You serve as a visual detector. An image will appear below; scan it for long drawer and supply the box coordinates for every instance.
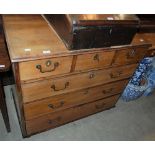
[22,64,137,103]
[19,56,73,81]
[112,46,147,66]
[24,79,128,120]
[26,94,120,135]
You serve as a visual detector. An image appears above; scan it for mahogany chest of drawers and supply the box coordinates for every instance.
[3,15,151,137]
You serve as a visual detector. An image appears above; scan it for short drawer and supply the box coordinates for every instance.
[24,79,128,120]
[26,94,120,135]
[112,46,148,66]
[75,50,115,71]
[22,64,137,103]
[19,56,73,81]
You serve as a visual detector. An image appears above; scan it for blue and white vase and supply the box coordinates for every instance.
[121,77,148,102]
[121,57,154,102]
[129,57,153,86]
[143,68,155,96]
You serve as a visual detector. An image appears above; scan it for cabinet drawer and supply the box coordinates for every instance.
[26,94,120,135]
[22,64,137,103]
[19,56,73,81]
[75,50,115,71]
[24,79,128,120]
[112,46,147,66]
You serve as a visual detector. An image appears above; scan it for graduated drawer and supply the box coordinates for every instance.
[19,56,73,81]
[75,50,115,71]
[26,94,120,135]
[24,79,128,120]
[22,64,137,103]
[112,46,148,66]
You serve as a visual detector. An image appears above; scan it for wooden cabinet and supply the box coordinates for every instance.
[3,15,151,137]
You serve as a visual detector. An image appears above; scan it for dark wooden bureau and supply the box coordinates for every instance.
[3,15,151,137]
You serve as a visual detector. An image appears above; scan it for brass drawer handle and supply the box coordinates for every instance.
[126,49,135,59]
[102,88,113,94]
[93,54,99,62]
[36,60,59,73]
[48,101,64,109]
[51,82,69,91]
[48,116,62,125]
[95,102,106,109]
[110,71,123,78]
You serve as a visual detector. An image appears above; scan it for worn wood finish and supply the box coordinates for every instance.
[137,15,155,33]
[22,64,137,103]
[26,94,120,135]
[132,33,155,57]
[66,14,139,26]
[24,79,128,120]
[44,14,139,50]
[3,15,152,137]
[75,50,115,71]
[112,46,148,66]
[2,15,68,62]
[3,15,151,63]
[19,56,73,81]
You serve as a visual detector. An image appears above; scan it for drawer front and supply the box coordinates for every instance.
[26,94,120,135]
[24,79,128,120]
[75,50,115,71]
[19,56,73,81]
[22,64,137,103]
[112,46,147,66]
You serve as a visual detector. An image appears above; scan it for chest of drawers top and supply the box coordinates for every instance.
[3,15,151,63]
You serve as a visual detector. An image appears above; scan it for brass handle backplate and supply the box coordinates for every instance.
[93,54,100,62]
[48,116,61,125]
[48,101,64,109]
[126,49,135,59]
[102,88,113,94]
[51,82,69,91]
[95,103,106,109]
[36,60,59,73]
[89,72,95,79]
[110,71,123,78]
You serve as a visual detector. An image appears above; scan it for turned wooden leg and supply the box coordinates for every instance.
[0,78,11,132]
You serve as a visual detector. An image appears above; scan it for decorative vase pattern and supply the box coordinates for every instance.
[129,57,153,86]
[143,67,155,96]
[121,57,154,102]
[121,78,148,102]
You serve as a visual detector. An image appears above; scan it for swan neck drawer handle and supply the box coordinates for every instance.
[48,116,62,125]
[36,60,59,73]
[102,88,113,94]
[51,82,69,91]
[48,101,64,109]
[110,71,123,78]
